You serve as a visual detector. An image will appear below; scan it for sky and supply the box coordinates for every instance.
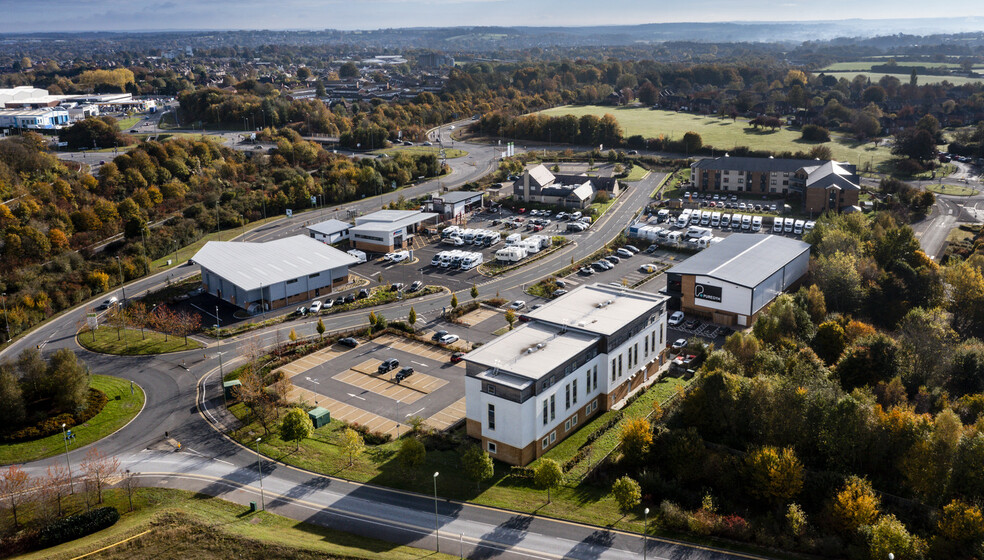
[3,0,984,32]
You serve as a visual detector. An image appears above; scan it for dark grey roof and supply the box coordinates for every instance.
[692,156,824,173]
[667,234,811,288]
[435,191,484,204]
[807,173,860,191]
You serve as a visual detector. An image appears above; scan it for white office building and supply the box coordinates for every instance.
[464,284,668,466]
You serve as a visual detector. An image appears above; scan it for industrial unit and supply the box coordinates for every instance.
[349,209,437,253]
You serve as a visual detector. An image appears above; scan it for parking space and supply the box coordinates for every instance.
[284,334,468,437]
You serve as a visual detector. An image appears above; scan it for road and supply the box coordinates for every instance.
[14,128,764,559]
[909,161,984,259]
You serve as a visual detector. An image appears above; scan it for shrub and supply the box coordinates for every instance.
[347,422,392,445]
[801,124,831,142]
[2,390,108,443]
[40,506,120,546]
[659,500,691,532]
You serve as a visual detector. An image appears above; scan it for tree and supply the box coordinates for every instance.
[340,427,364,466]
[408,307,417,328]
[17,347,49,402]
[126,301,150,340]
[801,124,831,142]
[682,131,703,153]
[339,61,360,79]
[939,499,984,544]
[280,408,313,450]
[0,465,30,527]
[534,458,563,503]
[611,475,642,513]
[829,476,880,535]
[786,503,809,537]
[79,447,119,505]
[316,318,325,340]
[620,417,653,465]
[836,333,901,390]
[505,309,516,330]
[813,321,847,365]
[450,294,458,309]
[812,251,863,313]
[0,365,25,426]
[893,127,937,161]
[47,348,89,412]
[470,284,479,300]
[744,446,804,507]
[462,445,494,490]
[866,514,926,560]
[289,328,298,342]
[398,437,426,473]
[174,310,201,345]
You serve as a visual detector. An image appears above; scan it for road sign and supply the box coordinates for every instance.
[311,196,317,206]
[86,313,98,329]
[286,209,293,218]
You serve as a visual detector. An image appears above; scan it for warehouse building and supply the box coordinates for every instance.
[306,219,352,244]
[663,234,811,327]
[191,235,359,312]
[349,209,437,253]
[464,283,668,466]
[427,190,485,219]
[0,107,70,129]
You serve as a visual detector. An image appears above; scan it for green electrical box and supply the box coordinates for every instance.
[308,406,331,429]
[223,379,242,400]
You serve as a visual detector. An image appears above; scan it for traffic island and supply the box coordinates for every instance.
[77,327,204,355]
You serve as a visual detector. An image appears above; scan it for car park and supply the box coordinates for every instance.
[378,358,400,374]
[439,334,460,344]
[395,367,415,382]
[309,300,323,313]
[432,330,449,341]
[338,337,359,348]
[509,300,527,310]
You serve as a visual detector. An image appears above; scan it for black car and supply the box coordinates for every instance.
[335,297,346,306]
[344,294,356,303]
[390,283,404,291]
[378,358,400,374]
[684,319,700,330]
[408,280,423,292]
[338,337,359,348]
[605,255,620,264]
[432,330,448,342]
[358,288,370,298]
[395,367,415,382]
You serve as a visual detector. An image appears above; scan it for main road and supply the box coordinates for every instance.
[10,128,765,560]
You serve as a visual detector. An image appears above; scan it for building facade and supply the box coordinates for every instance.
[518,164,620,209]
[0,107,70,129]
[349,209,437,253]
[464,284,668,466]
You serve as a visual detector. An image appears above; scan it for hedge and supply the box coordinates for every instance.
[40,506,120,547]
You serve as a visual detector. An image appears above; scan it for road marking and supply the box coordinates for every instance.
[411,360,429,367]
[305,376,320,385]
[347,393,366,401]
[407,407,425,417]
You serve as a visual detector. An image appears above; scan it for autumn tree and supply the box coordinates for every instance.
[619,417,653,465]
[340,427,364,466]
[0,365,25,426]
[174,310,202,345]
[0,465,31,527]
[126,300,150,340]
[462,445,494,490]
[938,499,984,547]
[398,437,426,474]
[505,309,516,330]
[280,407,313,450]
[866,514,926,560]
[534,458,563,503]
[47,348,89,412]
[450,293,458,309]
[470,284,479,300]
[744,446,804,507]
[407,307,416,328]
[316,318,325,339]
[829,476,880,535]
[611,475,642,513]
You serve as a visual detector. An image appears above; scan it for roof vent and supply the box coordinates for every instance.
[536,343,545,349]
[578,322,586,327]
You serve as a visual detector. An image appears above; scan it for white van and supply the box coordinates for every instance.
[794,220,805,235]
[700,211,711,226]
[460,253,484,270]
[741,215,752,230]
[441,226,460,239]
[773,218,783,233]
[657,209,670,222]
[505,233,522,246]
[677,210,692,228]
[346,249,367,263]
[484,232,501,246]
[751,216,763,232]
[667,231,683,243]
[710,212,721,227]
[431,252,445,267]
[690,212,701,225]
[720,214,731,228]
[697,236,716,248]
[784,218,794,233]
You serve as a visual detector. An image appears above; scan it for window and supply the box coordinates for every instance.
[586,371,591,395]
[572,380,578,405]
[564,419,571,431]
[593,366,598,392]
[611,359,616,381]
[308,272,320,278]
[286,278,299,285]
[487,404,495,430]
[487,441,497,454]
[618,355,623,378]
[659,326,663,345]
[542,400,548,425]
[542,437,550,449]
[565,385,570,409]
[571,414,578,427]
[550,431,556,443]
[644,337,649,357]
[487,384,496,396]
[550,395,555,421]
[635,344,639,367]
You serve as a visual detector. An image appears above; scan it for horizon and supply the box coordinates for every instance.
[3,0,984,34]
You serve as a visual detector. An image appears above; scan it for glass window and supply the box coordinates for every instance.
[542,400,548,425]
[550,395,555,421]
[488,442,497,454]
[488,404,495,430]
[593,366,598,392]
[565,385,570,409]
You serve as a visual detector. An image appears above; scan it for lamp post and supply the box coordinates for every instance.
[215,306,224,378]
[115,256,127,307]
[433,472,440,553]
[61,423,74,493]
[1,292,8,343]
[255,437,265,510]
[643,507,650,560]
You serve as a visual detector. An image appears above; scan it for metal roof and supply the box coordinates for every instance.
[527,164,556,188]
[435,191,484,204]
[306,219,352,236]
[191,235,359,291]
[524,283,668,337]
[354,209,427,224]
[350,211,437,234]
[667,234,811,288]
[692,156,826,173]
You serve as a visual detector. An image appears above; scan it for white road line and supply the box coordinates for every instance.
[407,407,425,417]
[347,393,366,401]
[411,361,429,367]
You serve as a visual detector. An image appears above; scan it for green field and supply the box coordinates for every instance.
[0,375,144,465]
[16,488,455,560]
[821,71,983,86]
[820,61,984,72]
[927,183,979,196]
[116,116,142,131]
[371,146,467,159]
[78,327,204,355]
[539,105,893,169]
[622,165,649,182]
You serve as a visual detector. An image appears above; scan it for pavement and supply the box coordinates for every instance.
[12,126,769,560]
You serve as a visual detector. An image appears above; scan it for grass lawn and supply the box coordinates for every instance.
[820,71,983,86]
[926,183,978,196]
[78,327,204,355]
[947,225,978,244]
[622,165,649,182]
[116,116,142,131]
[539,105,894,169]
[16,488,456,560]
[0,374,144,465]
[588,197,616,218]
[658,169,690,198]
[371,146,468,158]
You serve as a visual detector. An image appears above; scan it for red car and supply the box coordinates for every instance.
[450,352,465,363]
[518,208,526,213]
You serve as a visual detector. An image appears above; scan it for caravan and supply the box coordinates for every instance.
[710,212,721,227]
[495,246,528,263]
[751,216,763,232]
[677,210,692,228]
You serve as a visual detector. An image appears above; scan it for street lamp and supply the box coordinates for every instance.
[433,472,440,553]
[1,292,9,343]
[255,437,265,510]
[61,423,74,493]
[215,306,224,378]
[643,507,650,560]
[115,256,127,307]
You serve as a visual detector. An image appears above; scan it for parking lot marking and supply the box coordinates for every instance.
[407,407,426,417]
[346,393,366,400]
[411,360,429,367]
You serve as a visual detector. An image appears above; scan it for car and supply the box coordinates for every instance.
[668,311,685,326]
[296,306,308,316]
[344,294,356,303]
[625,245,640,253]
[335,296,346,306]
[378,358,400,374]
[616,248,633,258]
[578,267,594,275]
[97,296,119,310]
[450,352,465,363]
[408,280,423,292]
[432,330,449,342]
[684,319,700,330]
[324,298,334,309]
[769,204,778,212]
[530,209,539,216]
[509,300,527,310]
[382,252,396,261]
[390,251,410,263]
[358,288,370,299]
[609,282,623,288]
[554,279,567,288]
[403,141,413,146]
[338,337,359,348]
[640,263,658,273]
[309,300,323,313]
[553,289,568,297]
[605,255,621,264]
[439,334,460,344]
[645,244,658,254]
[390,283,405,291]
[423,141,433,146]
[395,367,415,382]
[531,304,544,310]
[671,338,688,350]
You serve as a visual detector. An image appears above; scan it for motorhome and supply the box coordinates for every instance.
[657,209,670,222]
[441,226,460,239]
[741,215,752,230]
[794,220,805,235]
[666,231,683,243]
[505,233,522,246]
[720,214,731,228]
[700,211,712,226]
[784,218,794,233]
[690,212,701,225]
[495,246,528,263]
[431,253,444,267]
[710,212,721,227]
[483,232,501,246]
[460,253,483,270]
[346,249,367,263]
[677,210,692,228]
[773,218,783,233]
[751,216,763,232]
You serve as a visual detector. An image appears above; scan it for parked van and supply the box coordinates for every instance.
[697,236,716,248]
[484,232,501,246]
[657,229,671,239]
[794,220,805,235]
[741,215,752,230]
[346,249,367,263]
[751,216,763,232]
[676,210,691,228]
[710,212,721,227]
[460,253,484,270]
[690,212,701,225]
[657,209,670,222]
[667,231,683,243]
[720,213,731,228]
[441,226,460,239]
[461,230,476,244]
[700,211,711,226]
[686,226,713,239]
[431,252,444,267]
[773,218,783,233]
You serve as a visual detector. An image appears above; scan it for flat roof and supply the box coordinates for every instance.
[466,322,599,382]
[355,209,427,224]
[350,211,437,234]
[523,283,668,337]
[435,191,484,204]
[0,107,67,116]
[307,219,352,236]
[191,235,358,291]
[692,156,825,173]
[667,234,811,288]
